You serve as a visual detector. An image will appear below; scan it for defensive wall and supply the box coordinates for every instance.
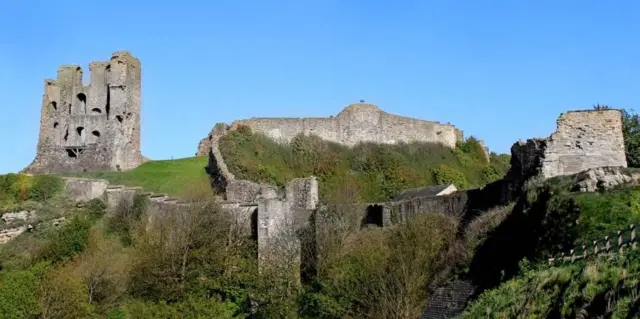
[197,102,468,156]
[24,51,144,174]
[62,175,318,273]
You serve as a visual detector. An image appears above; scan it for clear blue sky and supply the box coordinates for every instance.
[1,1,639,174]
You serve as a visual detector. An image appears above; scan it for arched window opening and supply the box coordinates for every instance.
[77,93,87,113]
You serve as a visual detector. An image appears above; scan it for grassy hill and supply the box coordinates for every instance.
[63,156,210,197]
[459,171,640,317]
[218,125,510,203]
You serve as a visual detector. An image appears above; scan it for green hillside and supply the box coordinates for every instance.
[63,156,210,197]
[218,125,510,203]
[459,172,640,318]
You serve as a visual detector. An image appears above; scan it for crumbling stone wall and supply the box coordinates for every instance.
[24,51,144,174]
[510,109,627,180]
[197,102,465,156]
[256,177,318,281]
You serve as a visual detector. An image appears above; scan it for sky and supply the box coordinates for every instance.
[1,1,639,173]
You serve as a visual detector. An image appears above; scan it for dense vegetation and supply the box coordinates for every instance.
[460,171,640,317]
[463,251,640,318]
[219,125,510,202]
[1,173,512,319]
[64,156,210,197]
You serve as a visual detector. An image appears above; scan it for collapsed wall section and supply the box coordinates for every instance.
[509,110,627,180]
[24,51,144,174]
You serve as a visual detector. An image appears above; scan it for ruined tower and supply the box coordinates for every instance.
[24,51,144,174]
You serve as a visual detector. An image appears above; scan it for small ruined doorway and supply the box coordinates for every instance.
[363,204,384,227]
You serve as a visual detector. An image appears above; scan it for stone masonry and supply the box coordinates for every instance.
[198,102,468,156]
[509,109,627,180]
[24,51,144,174]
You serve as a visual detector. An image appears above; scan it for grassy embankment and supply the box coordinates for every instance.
[218,125,511,203]
[461,170,640,317]
[63,156,210,197]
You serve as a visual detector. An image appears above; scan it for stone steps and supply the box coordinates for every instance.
[420,280,476,319]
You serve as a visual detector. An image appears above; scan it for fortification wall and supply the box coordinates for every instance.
[197,103,464,157]
[25,51,144,174]
[510,110,627,180]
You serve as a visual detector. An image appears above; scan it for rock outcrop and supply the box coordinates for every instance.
[572,167,640,193]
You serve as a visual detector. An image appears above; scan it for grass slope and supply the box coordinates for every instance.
[462,173,640,317]
[63,156,209,197]
[218,125,510,203]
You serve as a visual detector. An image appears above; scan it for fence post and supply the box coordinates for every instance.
[605,236,611,255]
[632,224,637,250]
[582,245,587,259]
[618,230,624,255]
[594,240,599,256]
[570,249,576,263]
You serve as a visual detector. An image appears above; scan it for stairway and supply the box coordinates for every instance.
[420,280,476,319]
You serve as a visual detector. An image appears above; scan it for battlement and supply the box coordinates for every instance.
[24,51,144,174]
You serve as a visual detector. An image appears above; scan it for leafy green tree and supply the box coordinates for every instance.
[622,109,640,167]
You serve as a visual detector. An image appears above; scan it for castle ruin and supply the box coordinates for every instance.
[24,51,144,174]
[509,109,627,181]
[197,102,474,157]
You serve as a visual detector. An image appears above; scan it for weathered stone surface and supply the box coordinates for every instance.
[509,110,627,180]
[198,102,469,156]
[1,211,34,224]
[64,178,109,202]
[572,167,640,193]
[0,226,27,244]
[24,51,144,174]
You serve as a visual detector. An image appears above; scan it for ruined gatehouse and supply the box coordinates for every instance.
[24,51,144,174]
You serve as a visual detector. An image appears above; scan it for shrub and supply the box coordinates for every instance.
[38,265,94,319]
[0,262,49,319]
[86,198,107,221]
[38,215,93,264]
[28,175,63,202]
[107,195,149,246]
[433,164,469,189]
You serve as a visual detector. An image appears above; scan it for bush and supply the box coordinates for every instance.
[106,195,148,246]
[38,215,93,264]
[0,262,49,319]
[307,214,458,318]
[433,164,469,189]
[28,175,63,202]
[86,198,107,221]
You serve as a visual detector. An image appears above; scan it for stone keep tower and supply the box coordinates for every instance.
[24,51,144,174]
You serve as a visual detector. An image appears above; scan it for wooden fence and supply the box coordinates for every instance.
[548,224,638,266]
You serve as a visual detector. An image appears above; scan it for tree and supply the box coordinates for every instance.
[622,109,640,167]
